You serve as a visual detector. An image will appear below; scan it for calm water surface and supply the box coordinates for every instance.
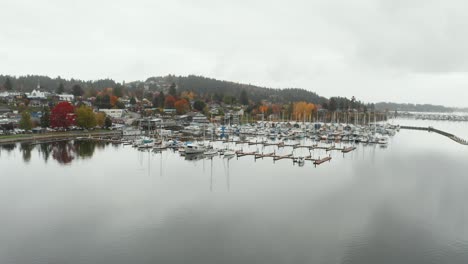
[1,119,468,264]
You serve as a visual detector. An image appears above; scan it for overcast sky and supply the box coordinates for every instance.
[1,0,468,107]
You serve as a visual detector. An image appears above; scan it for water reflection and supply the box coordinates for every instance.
[1,120,468,264]
[10,140,111,164]
[73,141,96,159]
[19,143,34,163]
[0,143,16,153]
[38,143,52,162]
[51,141,76,164]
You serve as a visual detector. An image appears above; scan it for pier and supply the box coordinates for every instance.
[400,126,468,145]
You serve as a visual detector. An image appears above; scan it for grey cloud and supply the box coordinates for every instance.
[1,0,468,106]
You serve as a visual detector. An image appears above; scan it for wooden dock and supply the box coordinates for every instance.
[236,151,257,158]
[342,146,356,153]
[254,152,276,160]
[273,153,293,161]
[313,156,332,166]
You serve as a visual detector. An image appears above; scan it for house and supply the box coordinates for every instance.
[58,94,74,102]
[192,113,208,124]
[0,106,11,114]
[163,109,176,115]
[26,89,47,99]
[100,109,125,119]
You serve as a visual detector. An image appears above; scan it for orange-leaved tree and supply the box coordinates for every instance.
[174,99,190,114]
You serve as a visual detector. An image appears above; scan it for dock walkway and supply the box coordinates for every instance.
[400,126,468,145]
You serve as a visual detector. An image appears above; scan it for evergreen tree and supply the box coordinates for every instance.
[130,96,136,105]
[104,116,112,128]
[240,89,249,105]
[71,84,84,97]
[328,98,337,112]
[56,82,65,94]
[168,82,177,96]
[193,100,206,111]
[158,91,165,108]
[4,77,13,91]
[113,84,124,97]
[40,107,50,128]
[152,94,159,108]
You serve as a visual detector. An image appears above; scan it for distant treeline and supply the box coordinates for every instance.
[374,102,459,113]
[2,74,462,112]
[0,75,117,93]
[140,75,329,105]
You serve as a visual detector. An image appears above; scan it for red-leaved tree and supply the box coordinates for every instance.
[174,98,190,114]
[51,102,76,128]
[164,95,176,108]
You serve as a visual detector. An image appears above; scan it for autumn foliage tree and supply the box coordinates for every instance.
[19,111,33,130]
[51,102,76,128]
[258,105,268,114]
[95,112,106,128]
[181,91,196,101]
[164,95,176,108]
[293,102,316,121]
[174,99,190,114]
[75,106,97,129]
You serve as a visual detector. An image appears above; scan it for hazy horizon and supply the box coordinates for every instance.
[2,0,468,107]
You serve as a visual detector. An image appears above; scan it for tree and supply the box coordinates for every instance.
[293,102,316,121]
[110,95,119,107]
[223,95,236,105]
[56,82,65,94]
[158,91,165,108]
[86,86,98,97]
[259,105,268,114]
[104,116,112,128]
[129,97,136,105]
[328,98,337,112]
[95,94,111,109]
[51,102,75,128]
[115,100,125,109]
[193,100,206,111]
[164,95,176,108]
[168,82,177,96]
[75,106,97,129]
[152,94,160,108]
[174,99,190,114]
[40,107,50,128]
[240,89,249,105]
[113,84,123,97]
[95,112,106,127]
[19,111,33,130]
[181,91,196,100]
[71,84,84,97]
[4,77,12,91]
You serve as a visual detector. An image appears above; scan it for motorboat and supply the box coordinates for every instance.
[378,136,389,146]
[185,143,205,154]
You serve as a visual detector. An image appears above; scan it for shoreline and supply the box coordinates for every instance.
[0,130,123,145]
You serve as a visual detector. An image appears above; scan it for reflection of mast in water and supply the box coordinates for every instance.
[210,157,213,192]
[138,148,144,167]
[226,157,230,191]
[160,151,163,177]
[147,149,150,177]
